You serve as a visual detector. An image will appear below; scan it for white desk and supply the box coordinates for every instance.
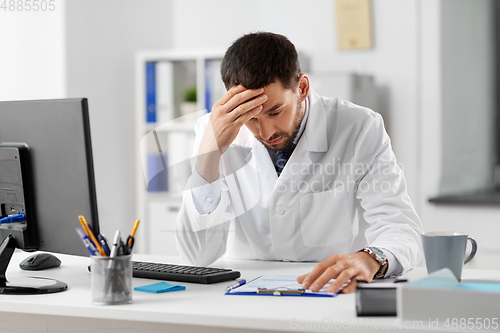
[1,250,499,333]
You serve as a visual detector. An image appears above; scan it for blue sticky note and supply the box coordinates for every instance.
[406,268,458,290]
[134,281,186,293]
[456,283,500,293]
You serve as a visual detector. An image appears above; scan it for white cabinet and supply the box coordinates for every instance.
[145,197,181,255]
[134,49,225,254]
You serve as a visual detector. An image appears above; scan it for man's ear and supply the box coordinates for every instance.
[297,74,310,101]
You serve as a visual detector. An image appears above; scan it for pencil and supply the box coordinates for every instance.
[79,215,106,256]
[131,220,140,237]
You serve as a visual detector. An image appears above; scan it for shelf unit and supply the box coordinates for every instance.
[134,49,225,254]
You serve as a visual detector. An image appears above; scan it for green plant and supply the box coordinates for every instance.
[184,86,197,102]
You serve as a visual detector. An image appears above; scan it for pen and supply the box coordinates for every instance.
[75,227,99,256]
[130,220,140,237]
[79,215,106,256]
[98,234,111,256]
[226,279,247,292]
[109,230,121,258]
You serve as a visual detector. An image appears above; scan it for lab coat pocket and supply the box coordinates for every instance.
[299,183,352,247]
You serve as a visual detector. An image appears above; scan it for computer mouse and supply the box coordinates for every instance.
[19,253,61,271]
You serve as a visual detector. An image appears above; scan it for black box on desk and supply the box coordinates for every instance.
[356,282,402,317]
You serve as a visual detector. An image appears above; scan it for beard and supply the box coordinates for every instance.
[258,96,304,152]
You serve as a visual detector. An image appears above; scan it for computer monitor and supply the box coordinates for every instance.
[0,98,100,294]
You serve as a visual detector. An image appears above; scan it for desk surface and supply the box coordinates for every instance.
[1,250,500,333]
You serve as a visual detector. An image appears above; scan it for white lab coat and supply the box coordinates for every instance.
[175,89,423,273]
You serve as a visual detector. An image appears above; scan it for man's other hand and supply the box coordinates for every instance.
[296,252,381,294]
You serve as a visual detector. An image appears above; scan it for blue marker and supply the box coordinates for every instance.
[0,214,25,224]
[226,279,247,292]
[76,227,99,256]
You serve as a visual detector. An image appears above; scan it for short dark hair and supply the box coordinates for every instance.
[221,32,301,90]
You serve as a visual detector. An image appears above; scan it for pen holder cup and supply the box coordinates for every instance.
[90,255,133,305]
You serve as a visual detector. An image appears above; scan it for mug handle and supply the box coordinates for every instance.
[464,237,477,264]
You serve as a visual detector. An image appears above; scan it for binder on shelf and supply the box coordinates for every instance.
[204,60,211,113]
[204,59,225,113]
[146,62,157,123]
[147,153,168,192]
[167,132,194,194]
[156,62,174,125]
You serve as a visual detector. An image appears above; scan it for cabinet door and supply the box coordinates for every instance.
[147,199,181,255]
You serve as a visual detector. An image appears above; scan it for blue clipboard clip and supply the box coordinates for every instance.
[257,287,305,296]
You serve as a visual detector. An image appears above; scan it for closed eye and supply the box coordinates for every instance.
[268,109,282,116]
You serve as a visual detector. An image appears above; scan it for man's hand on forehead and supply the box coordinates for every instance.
[225,86,266,111]
[217,85,267,126]
[196,85,267,183]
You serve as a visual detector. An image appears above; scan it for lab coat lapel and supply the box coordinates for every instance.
[272,90,329,193]
[304,90,329,153]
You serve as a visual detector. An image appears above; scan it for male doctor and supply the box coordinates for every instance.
[176,32,423,294]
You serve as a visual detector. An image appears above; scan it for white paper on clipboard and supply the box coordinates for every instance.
[229,274,337,296]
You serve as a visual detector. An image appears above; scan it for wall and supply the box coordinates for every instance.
[420,0,500,254]
[65,0,173,237]
[440,0,495,194]
[0,2,66,100]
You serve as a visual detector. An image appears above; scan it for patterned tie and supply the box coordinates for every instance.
[276,144,295,176]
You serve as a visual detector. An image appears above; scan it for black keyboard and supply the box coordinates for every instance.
[132,261,241,284]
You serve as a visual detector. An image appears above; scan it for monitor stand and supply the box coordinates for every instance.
[0,235,67,294]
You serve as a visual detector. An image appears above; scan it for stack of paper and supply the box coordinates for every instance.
[399,268,500,321]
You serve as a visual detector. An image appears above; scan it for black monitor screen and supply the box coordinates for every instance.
[0,98,99,256]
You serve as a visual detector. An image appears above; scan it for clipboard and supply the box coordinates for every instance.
[225,274,341,297]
